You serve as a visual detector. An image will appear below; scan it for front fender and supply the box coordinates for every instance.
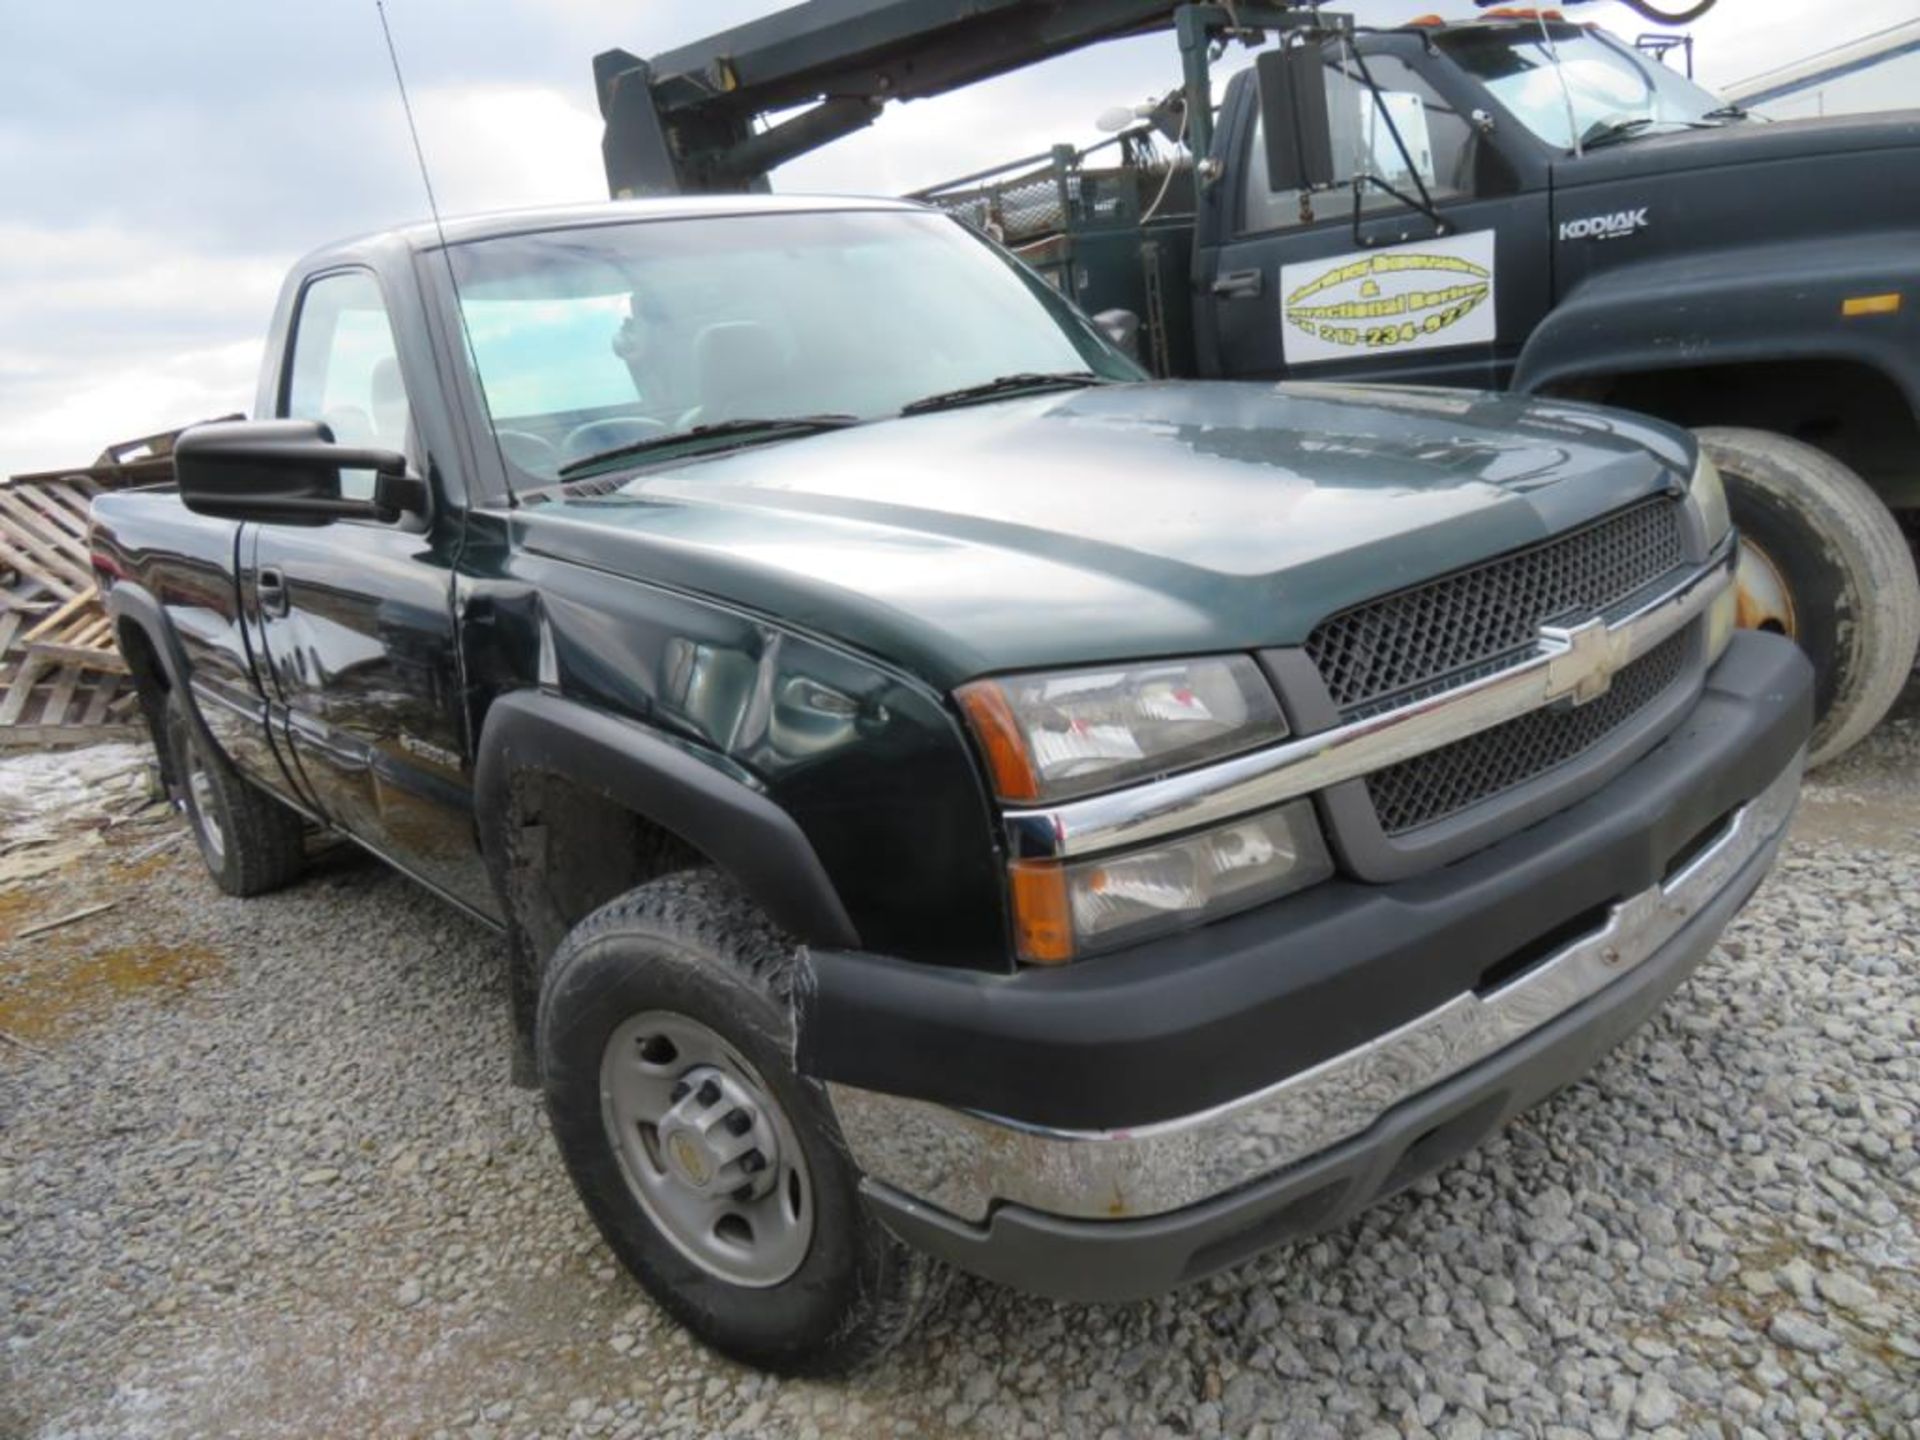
[472,690,859,950]
[1514,234,1920,411]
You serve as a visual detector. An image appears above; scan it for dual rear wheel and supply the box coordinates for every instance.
[1700,427,1920,766]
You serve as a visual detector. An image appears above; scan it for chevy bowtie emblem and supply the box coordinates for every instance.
[1540,618,1630,706]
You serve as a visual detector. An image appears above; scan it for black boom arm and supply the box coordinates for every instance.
[594,0,1192,196]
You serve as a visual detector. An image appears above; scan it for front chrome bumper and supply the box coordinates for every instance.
[830,752,1800,1224]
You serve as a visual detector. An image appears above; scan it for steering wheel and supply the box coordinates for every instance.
[560,417,668,467]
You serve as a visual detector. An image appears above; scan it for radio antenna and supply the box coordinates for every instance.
[373,0,521,505]
[376,0,450,249]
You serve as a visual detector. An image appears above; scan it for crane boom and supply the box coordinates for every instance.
[593,0,1204,196]
[595,0,1714,197]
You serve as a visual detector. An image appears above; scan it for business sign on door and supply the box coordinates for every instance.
[1279,230,1496,365]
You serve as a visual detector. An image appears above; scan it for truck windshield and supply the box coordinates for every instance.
[1435,24,1730,152]
[445,209,1140,486]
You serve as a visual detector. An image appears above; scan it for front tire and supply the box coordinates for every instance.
[1697,426,1920,765]
[536,869,945,1375]
[165,691,307,896]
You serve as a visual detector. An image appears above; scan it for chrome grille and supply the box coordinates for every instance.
[1306,498,1687,717]
[1364,630,1690,835]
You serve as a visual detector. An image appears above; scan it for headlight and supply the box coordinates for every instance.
[1690,451,1731,548]
[955,655,1288,803]
[1008,800,1333,963]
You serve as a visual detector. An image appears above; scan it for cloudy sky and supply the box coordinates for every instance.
[2,0,1909,478]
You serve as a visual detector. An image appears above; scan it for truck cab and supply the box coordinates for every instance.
[1196,18,1920,407]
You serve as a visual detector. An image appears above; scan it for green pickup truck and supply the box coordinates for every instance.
[94,196,1810,1372]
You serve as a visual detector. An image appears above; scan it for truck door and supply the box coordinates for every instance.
[247,267,491,914]
[1201,46,1550,390]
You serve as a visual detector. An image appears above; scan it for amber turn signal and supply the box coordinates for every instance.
[1008,860,1074,964]
[955,680,1041,801]
[1840,292,1900,318]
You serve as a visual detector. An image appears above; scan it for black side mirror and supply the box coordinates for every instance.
[174,419,425,527]
[1093,308,1141,359]
[1256,46,1336,193]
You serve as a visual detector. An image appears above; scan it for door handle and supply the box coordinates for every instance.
[257,566,290,618]
[1211,268,1264,300]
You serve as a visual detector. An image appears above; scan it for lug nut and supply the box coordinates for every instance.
[724,1108,753,1137]
[696,1078,722,1106]
[732,1183,756,1202]
[669,1080,691,1104]
[739,1149,767,1175]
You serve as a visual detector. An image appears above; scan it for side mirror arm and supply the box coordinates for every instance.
[373,472,429,523]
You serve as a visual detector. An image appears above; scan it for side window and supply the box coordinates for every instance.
[1241,52,1472,236]
[284,271,412,501]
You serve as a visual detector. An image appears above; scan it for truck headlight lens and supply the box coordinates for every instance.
[1009,800,1332,963]
[1690,451,1730,548]
[956,656,1287,802]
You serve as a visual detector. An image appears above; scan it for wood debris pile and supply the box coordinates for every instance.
[1,422,226,747]
[0,741,168,886]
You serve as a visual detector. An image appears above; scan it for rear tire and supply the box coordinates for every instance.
[1697,426,1920,766]
[536,869,946,1375]
[164,691,307,896]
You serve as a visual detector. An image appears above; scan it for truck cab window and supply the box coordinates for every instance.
[1241,53,1469,236]
[284,271,413,501]
[1435,22,1725,150]
[445,210,1136,486]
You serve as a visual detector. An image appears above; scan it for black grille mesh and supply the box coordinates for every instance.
[1307,499,1687,716]
[1364,630,1690,835]
[928,174,1066,242]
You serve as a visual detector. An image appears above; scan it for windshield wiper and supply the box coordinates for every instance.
[900,371,1108,416]
[1581,116,1717,150]
[1700,103,1752,122]
[556,414,860,478]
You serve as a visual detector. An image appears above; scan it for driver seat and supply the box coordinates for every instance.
[691,321,793,423]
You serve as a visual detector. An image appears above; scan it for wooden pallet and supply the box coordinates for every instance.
[0,475,132,743]
[0,421,233,747]
[0,477,100,601]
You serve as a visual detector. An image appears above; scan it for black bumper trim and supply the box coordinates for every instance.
[799,631,1811,1130]
[863,816,1783,1302]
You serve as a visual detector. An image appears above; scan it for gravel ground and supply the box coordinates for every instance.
[3,686,1917,1440]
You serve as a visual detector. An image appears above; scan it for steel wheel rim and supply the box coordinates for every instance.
[599,1009,814,1287]
[185,748,225,864]
[1735,534,1797,639]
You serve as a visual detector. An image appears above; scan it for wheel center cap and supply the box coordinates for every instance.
[664,1127,715,1188]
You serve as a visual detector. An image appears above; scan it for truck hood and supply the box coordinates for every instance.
[1554,110,1920,187]
[515,381,1691,687]
[1549,111,1920,306]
